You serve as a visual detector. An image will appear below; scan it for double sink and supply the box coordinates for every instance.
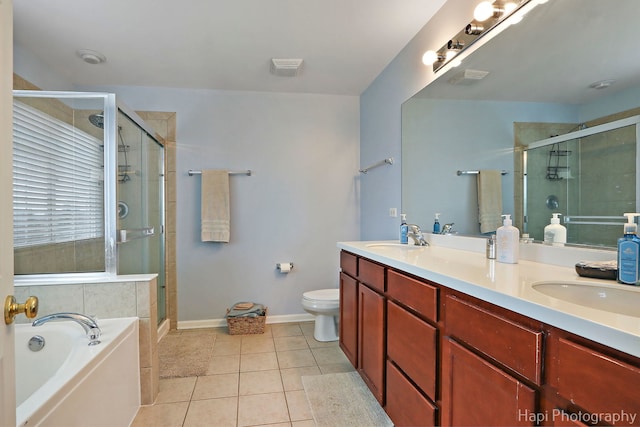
[363,242,639,318]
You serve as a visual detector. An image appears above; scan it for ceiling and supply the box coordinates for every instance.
[417,0,640,105]
[13,0,447,96]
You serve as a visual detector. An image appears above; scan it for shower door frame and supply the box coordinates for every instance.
[12,90,164,284]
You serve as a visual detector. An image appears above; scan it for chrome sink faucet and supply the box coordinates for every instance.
[408,224,429,246]
[33,312,101,346]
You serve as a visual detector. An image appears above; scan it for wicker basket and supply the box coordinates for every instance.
[226,308,267,335]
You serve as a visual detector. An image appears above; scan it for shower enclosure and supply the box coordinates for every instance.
[523,115,640,247]
[12,91,166,323]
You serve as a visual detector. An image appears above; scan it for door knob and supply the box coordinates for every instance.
[4,295,39,325]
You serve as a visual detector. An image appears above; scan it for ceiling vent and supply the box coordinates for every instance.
[448,68,490,85]
[270,58,303,77]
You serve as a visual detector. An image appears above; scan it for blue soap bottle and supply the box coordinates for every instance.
[400,214,408,244]
[433,213,441,234]
[617,213,640,285]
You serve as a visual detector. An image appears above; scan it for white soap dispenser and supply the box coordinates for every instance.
[496,214,519,264]
[544,213,567,246]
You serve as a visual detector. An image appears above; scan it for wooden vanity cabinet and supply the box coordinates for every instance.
[545,335,640,426]
[338,250,640,427]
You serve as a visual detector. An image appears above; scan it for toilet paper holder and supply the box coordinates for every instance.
[276,263,294,272]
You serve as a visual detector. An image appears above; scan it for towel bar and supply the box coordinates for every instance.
[188,169,252,176]
[457,170,508,176]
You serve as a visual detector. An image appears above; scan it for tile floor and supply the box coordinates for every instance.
[132,322,355,427]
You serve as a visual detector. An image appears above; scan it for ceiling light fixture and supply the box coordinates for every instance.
[589,79,616,90]
[76,49,107,65]
[270,58,303,77]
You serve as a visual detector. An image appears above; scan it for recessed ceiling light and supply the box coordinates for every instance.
[589,79,616,90]
[76,49,107,65]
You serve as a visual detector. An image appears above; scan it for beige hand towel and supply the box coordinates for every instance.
[201,170,230,242]
[477,170,503,234]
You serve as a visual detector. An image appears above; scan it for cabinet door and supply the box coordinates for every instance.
[358,283,385,404]
[339,272,358,367]
[441,338,536,426]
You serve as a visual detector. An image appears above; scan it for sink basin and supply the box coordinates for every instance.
[365,243,426,250]
[532,281,640,317]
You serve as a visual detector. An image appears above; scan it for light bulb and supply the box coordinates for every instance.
[422,50,438,66]
[446,50,458,60]
[473,1,495,22]
[504,2,517,14]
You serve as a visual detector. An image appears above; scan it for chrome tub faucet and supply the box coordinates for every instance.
[33,312,101,346]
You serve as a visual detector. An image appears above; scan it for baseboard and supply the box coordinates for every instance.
[177,313,314,330]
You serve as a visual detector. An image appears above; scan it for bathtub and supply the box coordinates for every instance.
[15,317,140,427]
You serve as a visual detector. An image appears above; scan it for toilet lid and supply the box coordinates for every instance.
[304,289,339,301]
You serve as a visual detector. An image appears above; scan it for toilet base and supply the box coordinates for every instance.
[313,314,339,342]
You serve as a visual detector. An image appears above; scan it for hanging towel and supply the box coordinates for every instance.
[201,170,230,242]
[477,170,503,234]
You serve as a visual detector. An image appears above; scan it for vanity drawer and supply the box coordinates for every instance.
[445,295,543,385]
[387,269,438,322]
[358,258,385,293]
[387,300,437,399]
[340,250,357,277]
[555,338,640,420]
[386,360,437,427]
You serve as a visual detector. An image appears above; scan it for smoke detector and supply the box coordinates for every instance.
[76,49,107,65]
[270,58,303,77]
[448,68,490,85]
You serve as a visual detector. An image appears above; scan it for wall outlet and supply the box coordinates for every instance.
[389,208,398,217]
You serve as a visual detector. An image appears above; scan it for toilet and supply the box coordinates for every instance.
[302,288,340,342]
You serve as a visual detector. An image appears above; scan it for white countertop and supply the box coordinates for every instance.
[338,238,640,358]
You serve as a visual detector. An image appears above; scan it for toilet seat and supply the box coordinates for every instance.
[303,288,339,301]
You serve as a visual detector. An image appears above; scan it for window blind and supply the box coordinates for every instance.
[13,100,104,248]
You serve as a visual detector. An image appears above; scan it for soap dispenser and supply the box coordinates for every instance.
[496,214,519,264]
[400,214,408,244]
[433,213,441,234]
[617,213,640,285]
[544,213,567,246]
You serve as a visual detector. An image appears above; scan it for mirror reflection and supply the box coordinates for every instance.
[402,0,640,247]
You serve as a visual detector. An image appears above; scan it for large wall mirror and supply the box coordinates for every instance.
[402,0,640,248]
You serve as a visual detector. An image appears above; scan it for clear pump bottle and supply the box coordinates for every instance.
[496,214,519,264]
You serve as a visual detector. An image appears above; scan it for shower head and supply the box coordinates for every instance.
[88,112,104,129]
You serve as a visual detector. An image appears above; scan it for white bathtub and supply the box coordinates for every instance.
[15,317,140,427]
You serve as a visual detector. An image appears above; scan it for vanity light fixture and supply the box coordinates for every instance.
[424,0,532,73]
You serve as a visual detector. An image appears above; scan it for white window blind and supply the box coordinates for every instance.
[13,100,104,248]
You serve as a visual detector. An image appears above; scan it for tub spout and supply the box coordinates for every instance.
[33,312,101,345]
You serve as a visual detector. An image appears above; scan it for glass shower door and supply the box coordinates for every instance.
[116,110,166,323]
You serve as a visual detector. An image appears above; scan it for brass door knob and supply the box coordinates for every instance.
[4,295,39,325]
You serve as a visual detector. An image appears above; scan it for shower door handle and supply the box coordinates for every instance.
[117,227,155,243]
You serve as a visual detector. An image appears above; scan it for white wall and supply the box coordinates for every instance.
[14,50,360,322]
[78,86,361,322]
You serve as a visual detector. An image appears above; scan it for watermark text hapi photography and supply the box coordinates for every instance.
[519,409,638,425]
